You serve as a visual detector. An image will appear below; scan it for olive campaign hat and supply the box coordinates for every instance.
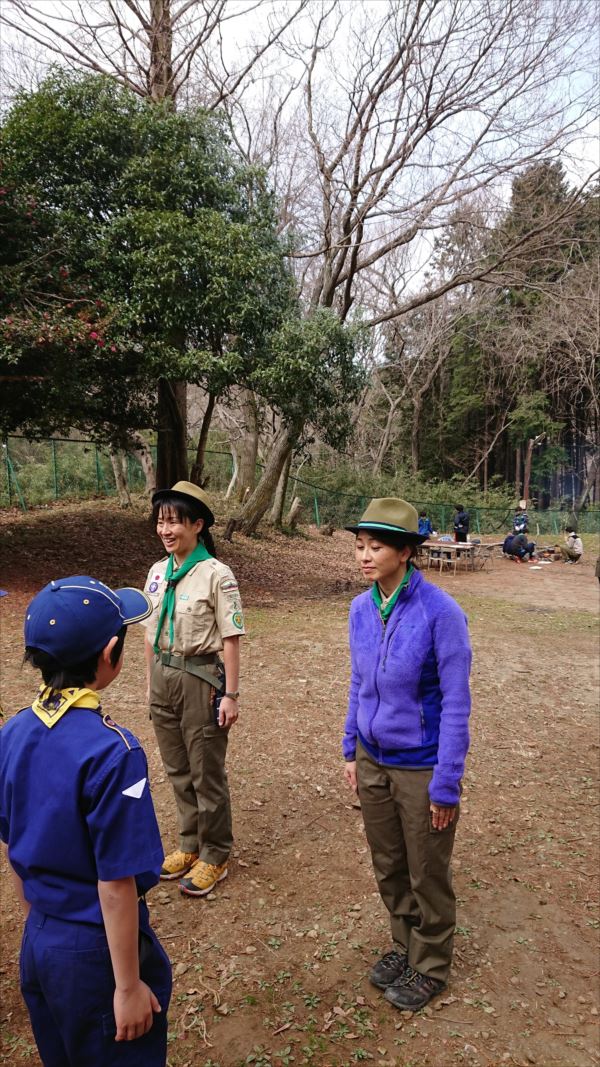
[152,481,215,528]
[345,497,427,543]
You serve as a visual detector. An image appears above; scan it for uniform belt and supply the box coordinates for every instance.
[157,651,221,688]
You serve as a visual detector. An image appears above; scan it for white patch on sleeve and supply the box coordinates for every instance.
[121,777,147,799]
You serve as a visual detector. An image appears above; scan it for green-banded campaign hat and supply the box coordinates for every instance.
[152,481,215,528]
[345,497,426,543]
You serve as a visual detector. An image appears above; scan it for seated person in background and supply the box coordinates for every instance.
[559,528,583,564]
[503,532,536,562]
[513,503,528,534]
[418,510,434,538]
[502,533,515,556]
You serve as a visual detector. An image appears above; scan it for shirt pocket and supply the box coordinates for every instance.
[175,594,212,649]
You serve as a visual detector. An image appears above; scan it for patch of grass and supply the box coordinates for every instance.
[459,593,598,634]
[1,1033,38,1060]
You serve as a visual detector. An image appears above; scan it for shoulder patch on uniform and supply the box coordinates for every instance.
[122,777,147,799]
[221,578,239,592]
[232,611,244,630]
[102,714,132,750]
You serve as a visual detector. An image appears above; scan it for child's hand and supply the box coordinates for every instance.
[114,980,161,1041]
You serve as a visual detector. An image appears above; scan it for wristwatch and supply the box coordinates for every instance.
[224,691,240,700]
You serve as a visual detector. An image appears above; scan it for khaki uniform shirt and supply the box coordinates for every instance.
[142,557,245,656]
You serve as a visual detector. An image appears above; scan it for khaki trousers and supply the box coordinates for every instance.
[559,546,581,561]
[356,743,458,982]
[150,661,232,865]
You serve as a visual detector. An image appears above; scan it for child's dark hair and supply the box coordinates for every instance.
[454,503,464,511]
[419,510,427,517]
[25,626,127,689]
[152,494,217,557]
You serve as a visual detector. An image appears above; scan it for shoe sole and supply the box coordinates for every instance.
[369,975,398,990]
[384,985,446,1011]
[179,868,228,897]
[160,864,198,881]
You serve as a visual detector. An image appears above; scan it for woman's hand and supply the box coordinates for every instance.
[344,760,358,793]
[429,803,457,831]
[218,695,239,729]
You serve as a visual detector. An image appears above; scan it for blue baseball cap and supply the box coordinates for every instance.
[24,576,152,662]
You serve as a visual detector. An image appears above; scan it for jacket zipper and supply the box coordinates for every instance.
[371,588,420,748]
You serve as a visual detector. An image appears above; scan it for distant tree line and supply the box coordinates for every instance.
[1,1,598,528]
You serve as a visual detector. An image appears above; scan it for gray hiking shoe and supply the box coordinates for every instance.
[384,965,446,1010]
[369,949,408,990]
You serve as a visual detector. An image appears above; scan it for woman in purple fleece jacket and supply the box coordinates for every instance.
[343,498,472,1012]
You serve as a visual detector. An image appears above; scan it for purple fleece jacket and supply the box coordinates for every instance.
[343,567,472,805]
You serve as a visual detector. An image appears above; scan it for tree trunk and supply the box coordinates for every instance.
[372,398,400,475]
[148,0,174,103]
[109,448,131,507]
[234,425,297,536]
[523,433,545,505]
[131,432,156,495]
[189,391,216,487]
[224,445,239,500]
[155,378,188,488]
[411,396,423,476]
[285,496,302,529]
[522,441,533,506]
[269,449,293,526]
[147,6,189,490]
[575,448,600,513]
[237,388,260,502]
[515,445,521,496]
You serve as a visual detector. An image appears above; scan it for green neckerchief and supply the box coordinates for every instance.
[153,541,212,653]
[372,564,413,623]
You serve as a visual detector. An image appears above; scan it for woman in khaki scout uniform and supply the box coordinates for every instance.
[143,482,245,898]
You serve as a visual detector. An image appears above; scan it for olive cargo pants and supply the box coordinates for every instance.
[356,743,458,983]
[150,661,232,865]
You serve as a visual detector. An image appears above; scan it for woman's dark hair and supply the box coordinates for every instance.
[25,626,127,689]
[152,494,217,557]
[363,529,420,565]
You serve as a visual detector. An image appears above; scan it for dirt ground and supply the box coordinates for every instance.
[0,500,598,1067]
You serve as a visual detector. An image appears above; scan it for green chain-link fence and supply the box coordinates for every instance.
[0,437,235,508]
[283,475,599,536]
[2,436,598,535]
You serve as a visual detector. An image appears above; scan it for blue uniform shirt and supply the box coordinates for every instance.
[0,693,164,925]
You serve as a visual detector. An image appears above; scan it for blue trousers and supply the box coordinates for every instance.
[20,904,172,1067]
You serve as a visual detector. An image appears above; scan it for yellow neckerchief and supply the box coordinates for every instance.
[31,685,101,729]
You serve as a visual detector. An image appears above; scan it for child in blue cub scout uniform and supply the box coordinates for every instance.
[0,576,172,1067]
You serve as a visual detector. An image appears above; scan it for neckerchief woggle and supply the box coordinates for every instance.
[153,541,211,653]
[372,564,413,622]
[31,685,100,729]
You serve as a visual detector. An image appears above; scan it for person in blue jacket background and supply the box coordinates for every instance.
[0,575,172,1067]
[418,510,434,538]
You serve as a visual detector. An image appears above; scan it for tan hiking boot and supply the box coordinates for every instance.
[179,860,228,897]
[160,849,199,881]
